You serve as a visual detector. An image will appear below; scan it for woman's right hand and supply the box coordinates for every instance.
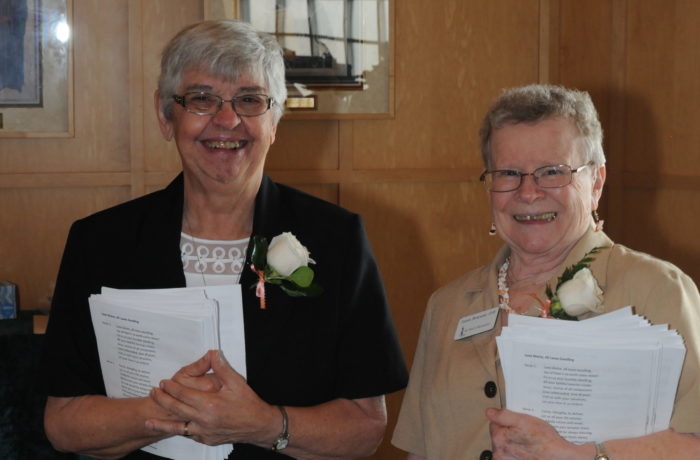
[45,394,184,460]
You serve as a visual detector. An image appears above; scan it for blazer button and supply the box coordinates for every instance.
[480,450,493,460]
[484,381,498,398]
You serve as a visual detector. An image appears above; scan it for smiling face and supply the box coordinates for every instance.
[155,68,278,191]
[489,117,605,260]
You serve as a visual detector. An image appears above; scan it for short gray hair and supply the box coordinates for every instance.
[158,20,287,123]
[479,84,605,168]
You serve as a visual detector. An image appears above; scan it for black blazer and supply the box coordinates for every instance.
[43,174,408,459]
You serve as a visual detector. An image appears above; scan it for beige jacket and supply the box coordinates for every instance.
[392,228,700,459]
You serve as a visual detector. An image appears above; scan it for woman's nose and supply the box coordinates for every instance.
[211,101,241,129]
[516,174,544,202]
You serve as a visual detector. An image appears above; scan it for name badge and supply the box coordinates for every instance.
[454,307,499,340]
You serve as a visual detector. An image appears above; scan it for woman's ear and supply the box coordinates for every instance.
[269,122,278,146]
[591,164,606,209]
[154,90,173,141]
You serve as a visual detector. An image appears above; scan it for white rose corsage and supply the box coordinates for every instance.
[532,246,607,320]
[249,232,323,309]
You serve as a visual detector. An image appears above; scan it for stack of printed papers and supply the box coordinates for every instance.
[89,285,246,460]
[496,307,685,443]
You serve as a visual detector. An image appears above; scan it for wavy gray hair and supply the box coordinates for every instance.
[479,84,605,168]
[158,20,287,123]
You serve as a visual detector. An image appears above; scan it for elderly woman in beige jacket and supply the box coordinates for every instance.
[392,84,700,460]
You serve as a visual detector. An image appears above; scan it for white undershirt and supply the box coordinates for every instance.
[180,233,249,287]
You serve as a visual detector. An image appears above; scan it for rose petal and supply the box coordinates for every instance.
[558,268,603,316]
[267,232,310,276]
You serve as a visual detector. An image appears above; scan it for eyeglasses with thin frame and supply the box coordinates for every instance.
[479,162,594,192]
[172,92,275,117]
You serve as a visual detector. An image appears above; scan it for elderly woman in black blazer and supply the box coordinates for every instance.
[43,20,407,460]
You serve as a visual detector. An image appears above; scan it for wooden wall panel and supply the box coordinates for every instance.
[354,0,541,170]
[621,188,700,284]
[625,0,700,175]
[344,182,502,350]
[268,120,340,170]
[623,1,700,279]
[0,187,130,311]
[70,1,131,172]
[556,0,614,137]
[555,0,700,282]
[142,0,202,173]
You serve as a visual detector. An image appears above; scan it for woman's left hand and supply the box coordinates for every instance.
[146,350,278,446]
[486,408,593,460]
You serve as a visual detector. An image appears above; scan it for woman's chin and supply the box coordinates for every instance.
[508,234,564,257]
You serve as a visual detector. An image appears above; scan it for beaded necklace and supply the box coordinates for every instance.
[496,257,546,316]
[497,257,513,313]
[497,257,547,316]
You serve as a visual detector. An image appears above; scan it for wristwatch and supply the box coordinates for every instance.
[271,405,290,451]
[594,442,610,460]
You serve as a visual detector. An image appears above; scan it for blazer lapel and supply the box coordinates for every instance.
[133,174,186,289]
[465,253,507,382]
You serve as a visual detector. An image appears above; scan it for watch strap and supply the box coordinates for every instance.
[271,405,290,451]
[594,442,610,460]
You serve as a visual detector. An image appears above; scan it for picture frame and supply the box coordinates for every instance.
[204,0,394,119]
[0,0,74,137]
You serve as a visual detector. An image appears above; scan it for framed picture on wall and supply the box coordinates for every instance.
[204,0,394,119]
[0,0,73,137]
[0,0,42,108]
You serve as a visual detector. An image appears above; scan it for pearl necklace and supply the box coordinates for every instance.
[498,257,548,316]
[497,257,513,312]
